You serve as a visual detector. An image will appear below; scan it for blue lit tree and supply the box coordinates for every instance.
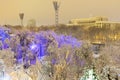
[0,27,10,49]
[10,31,82,69]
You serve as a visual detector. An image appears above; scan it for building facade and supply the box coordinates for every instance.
[67,16,120,30]
[67,16,108,26]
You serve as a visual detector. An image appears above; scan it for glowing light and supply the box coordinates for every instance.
[0,72,11,80]
[80,69,100,80]
[30,44,37,50]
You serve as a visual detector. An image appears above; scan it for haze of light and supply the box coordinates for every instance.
[0,0,120,26]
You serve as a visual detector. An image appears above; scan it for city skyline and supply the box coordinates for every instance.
[0,0,120,26]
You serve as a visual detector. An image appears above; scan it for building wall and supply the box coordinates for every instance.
[67,16,120,28]
[68,16,108,26]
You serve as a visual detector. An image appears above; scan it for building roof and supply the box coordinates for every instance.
[70,16,108,23]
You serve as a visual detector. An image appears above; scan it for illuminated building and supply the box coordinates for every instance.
[67,16,120,29]
[67,16,108,27]
[67,16,120,42]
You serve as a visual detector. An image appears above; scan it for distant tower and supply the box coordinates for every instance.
[19,13,24,26]
[53,0,60,27]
